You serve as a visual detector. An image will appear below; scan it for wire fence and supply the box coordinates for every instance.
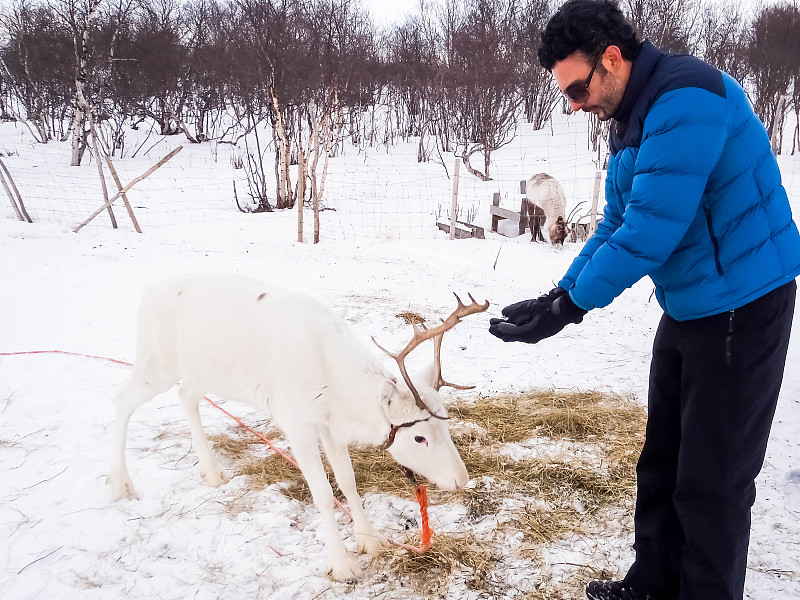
[1,115,799,241]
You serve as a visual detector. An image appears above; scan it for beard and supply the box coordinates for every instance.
[595,70,626,121]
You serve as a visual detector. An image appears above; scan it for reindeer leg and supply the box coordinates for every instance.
[178,382,227,487]
[282,425,362,581]
[108,372,174,500]
[320,428,386,556]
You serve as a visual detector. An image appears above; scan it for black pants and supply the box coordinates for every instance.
[624,280,796,600]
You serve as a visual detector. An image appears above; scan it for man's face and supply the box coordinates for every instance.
[551,48,627,121]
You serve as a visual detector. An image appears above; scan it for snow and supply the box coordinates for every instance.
[1,116,799,599]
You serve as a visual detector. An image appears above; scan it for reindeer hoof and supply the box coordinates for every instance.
[201,468,228,487]
[329,555,363,581]
[107,474,138,501]
[356,532,388,556]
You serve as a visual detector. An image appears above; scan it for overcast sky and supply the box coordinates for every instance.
[361,0,783,27]
[362,0,420,27]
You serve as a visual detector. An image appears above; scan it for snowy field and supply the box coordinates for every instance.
[1,116,799,599]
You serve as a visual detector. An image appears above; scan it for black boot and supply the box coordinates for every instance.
[586,580,650,600]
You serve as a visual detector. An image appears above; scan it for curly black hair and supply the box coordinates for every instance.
[538,0,641,70]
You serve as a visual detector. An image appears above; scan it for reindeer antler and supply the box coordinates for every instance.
[432,334,472,392]
[373,293,489,414]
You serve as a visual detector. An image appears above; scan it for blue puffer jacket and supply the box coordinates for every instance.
[559,40,800,321]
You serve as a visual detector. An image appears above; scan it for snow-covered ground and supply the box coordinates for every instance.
[1,116,799,599]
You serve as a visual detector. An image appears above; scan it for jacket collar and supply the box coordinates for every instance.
[613,40,663,124]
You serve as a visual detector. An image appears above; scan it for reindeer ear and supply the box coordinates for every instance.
[418,363,438,389]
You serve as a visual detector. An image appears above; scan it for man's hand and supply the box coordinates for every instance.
[489,287,567,328]
[489,291,587,344]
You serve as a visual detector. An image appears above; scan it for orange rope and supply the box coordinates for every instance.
[388,483,433,554]
[202,396,301,469]
[0,349,132,366]
[416,484,432,550]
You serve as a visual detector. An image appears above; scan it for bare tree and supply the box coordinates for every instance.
[622,0,702,54]
[519,0,560,130]
[86,0,136,156]
[176,0,229,143]
[295,0,375,241]
[120,0,189,137]
[6,0,798,174]
[51,0,105,165]
[791,51,800,155]
[1,0,73,142]
[695,0,748,84]
[236,0,306,210]
[439,0,524,180]
[748,2,800,154]
[385,15,434,145]
[382,7,446,161]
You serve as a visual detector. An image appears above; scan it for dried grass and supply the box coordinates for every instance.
[451,389,644,446]
[396,311,426,325]
[453,389,646,489]
[234,445,417,502]
[210,388,646,597]
[209,434,267,460]
[378,530,497,595]
[237,454,308,498]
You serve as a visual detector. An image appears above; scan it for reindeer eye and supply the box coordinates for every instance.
[414,436,426,444]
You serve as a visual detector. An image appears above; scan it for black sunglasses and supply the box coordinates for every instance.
[563,46,606,103]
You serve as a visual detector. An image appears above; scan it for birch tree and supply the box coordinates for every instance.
[53,0,104,165]
[237,0,304,210]
[298,0,372,242]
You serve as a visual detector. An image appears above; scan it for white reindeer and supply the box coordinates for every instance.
[107,273,487,580]
[527,173,568,245]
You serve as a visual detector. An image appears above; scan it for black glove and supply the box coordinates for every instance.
[490,287,567,327]
[489,291,587,344]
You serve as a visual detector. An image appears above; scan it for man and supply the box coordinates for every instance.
[488,1,800,599]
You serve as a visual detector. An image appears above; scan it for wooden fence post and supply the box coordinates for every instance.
[449,158,460,240]
[89,121,117,228]
[0,169,23,221]
[74,145,182,233]
[0,158,32,223]
[590,171,602,234]
[105,156,142,233]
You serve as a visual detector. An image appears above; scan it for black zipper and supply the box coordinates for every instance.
[725,310,735,367]
[704,207,724,276]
